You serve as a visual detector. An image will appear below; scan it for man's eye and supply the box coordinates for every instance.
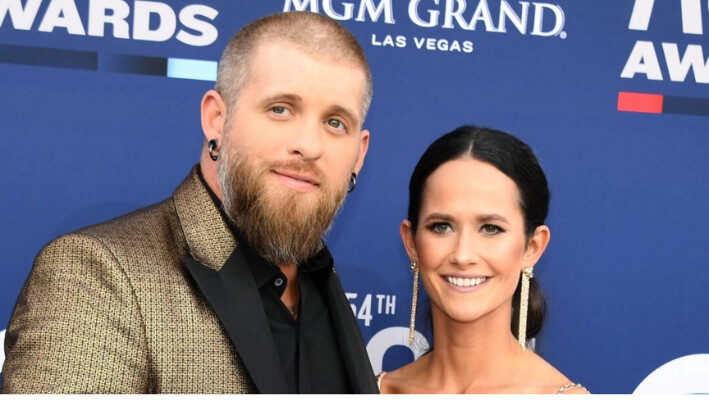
[271,106,288,115]
[327,119,345,130]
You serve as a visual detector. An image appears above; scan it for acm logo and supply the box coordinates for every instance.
[621,0,709,84]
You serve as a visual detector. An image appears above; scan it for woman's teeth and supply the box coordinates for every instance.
[446,276,488,287]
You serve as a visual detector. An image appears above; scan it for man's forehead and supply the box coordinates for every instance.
[251,38,363,73]
[245,43,367,124]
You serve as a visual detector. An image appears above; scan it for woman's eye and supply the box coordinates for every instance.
[429,223,452,234]
[481,224,503,235]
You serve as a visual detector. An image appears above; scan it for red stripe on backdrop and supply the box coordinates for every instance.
[617,92,664,113]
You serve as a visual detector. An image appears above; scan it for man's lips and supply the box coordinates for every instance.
[272,169,320,190]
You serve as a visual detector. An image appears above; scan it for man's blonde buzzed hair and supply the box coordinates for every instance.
[215,11,373,124]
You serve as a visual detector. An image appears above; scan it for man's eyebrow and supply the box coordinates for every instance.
[259,93,303,105]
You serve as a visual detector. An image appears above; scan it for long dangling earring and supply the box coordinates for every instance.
[518,267,534,351]
[408,261,419,346]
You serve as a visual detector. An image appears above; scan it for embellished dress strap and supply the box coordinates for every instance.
[557,382,590,394]
[376,371,388,391]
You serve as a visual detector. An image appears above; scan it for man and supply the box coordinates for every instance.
[2,11,377,394]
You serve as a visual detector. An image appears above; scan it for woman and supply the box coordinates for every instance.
[379,126,588,394]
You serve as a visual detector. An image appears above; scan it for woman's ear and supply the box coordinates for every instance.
[523,225,550,269]
[400,220,419,263]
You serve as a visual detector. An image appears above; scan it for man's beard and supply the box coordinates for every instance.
[217,136,349,266]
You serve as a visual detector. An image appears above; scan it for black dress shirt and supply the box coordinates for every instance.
[197,167,351,393]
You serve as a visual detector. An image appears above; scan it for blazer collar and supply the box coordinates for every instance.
[173,165,235,271]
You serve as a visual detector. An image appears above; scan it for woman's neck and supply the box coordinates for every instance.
[424,308,527,393]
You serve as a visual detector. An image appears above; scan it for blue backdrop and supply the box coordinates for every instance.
[2,0,708,394]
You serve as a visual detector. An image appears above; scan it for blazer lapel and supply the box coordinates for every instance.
[324,270,379,394]
[173,166,287,393]
[184,251,288,394]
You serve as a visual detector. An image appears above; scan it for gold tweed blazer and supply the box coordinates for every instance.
[2,166,377,394]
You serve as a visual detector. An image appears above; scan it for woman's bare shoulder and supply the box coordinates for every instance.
[378,356,431,394]
[523,351,589,394]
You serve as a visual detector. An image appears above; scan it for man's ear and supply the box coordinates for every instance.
[400,220,419,263]
[352,129,370,175]
[523,225,550,269]
[201,89,227,142]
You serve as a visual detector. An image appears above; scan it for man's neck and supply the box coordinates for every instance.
[200,150,223,200]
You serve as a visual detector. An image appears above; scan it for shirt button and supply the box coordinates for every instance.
[274,277,284,287]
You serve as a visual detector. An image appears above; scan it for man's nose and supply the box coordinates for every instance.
[287,118,324,161]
